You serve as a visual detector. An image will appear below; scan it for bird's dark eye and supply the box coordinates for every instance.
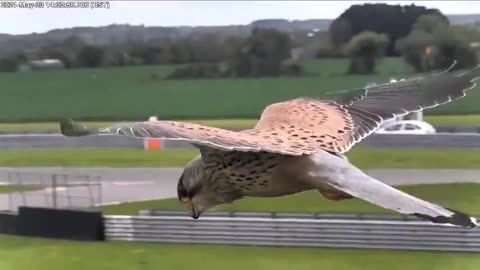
[176,171,203,200]
[178,185,188,200]
[177,172,188,200]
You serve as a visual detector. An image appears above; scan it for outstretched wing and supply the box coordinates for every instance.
[59,99,372,155]
[307,149,477,228]
[60,65,480,155]
[324,61,461,106]
[254,64,480,152]
[317,64,480,151]
[59,118,317,156]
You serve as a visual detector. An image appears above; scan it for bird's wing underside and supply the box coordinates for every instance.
[60,65,480,155]
[60,118,317,155]
[308,150,477,228]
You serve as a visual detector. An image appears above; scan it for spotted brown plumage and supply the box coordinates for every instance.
[60,64,480,228]
[59,100,363,154]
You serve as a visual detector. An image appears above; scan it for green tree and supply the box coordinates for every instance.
[188,33,230,63]
[227,45,253,77]
[165,39,194,64]
[0,52,28,72]
[127,41,165,65]
[329,18,353,47]
[344,31,389,74]
[329,3,448,56]
[412,14,449,34]
[395,30,434,72]
[450,25,480,43]
[227,28,293,77]
[396,15,478,72]
[430,26,478,70]
[76,45,105,68]
[316,39,345,58]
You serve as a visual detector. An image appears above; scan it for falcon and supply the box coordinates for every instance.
[60,64,480,228]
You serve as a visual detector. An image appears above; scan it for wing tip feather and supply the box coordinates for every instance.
[414,208,477,229]
[446,208,478,229]
[59,118,92,136]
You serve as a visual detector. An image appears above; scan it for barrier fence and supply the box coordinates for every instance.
[104,212,480,252]
[5,171,102,211]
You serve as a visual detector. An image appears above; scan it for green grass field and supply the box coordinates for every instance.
[1,57,478,122]
[0,185,41,193]
[0,148,479,168]
[0,148,197,167]
[0,235,478,270]
[425,115,480,126]
[101,183,480,215]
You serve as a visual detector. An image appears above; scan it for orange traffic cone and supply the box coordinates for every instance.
[144,138,162,150]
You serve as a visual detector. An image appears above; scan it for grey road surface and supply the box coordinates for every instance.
[0,167,479,211]
[0,134,144,149]
[2,133,480,149]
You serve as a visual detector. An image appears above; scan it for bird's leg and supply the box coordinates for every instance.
[318,190,353,201]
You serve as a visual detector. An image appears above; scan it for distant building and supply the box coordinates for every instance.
[18,59,65,72]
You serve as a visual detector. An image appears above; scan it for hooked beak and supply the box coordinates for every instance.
[192,208,201,219]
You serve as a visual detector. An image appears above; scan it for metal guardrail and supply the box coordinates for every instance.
[137,210,431,221]
[104,212,480,252]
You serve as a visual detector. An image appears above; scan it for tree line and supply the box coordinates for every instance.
[323,3,479,73]
[0,28,301,78]
[0,3,478,77]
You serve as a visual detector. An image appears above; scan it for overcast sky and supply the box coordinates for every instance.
[0,1,478,35]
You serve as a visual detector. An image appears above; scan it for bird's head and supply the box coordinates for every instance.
[177,155,235,219]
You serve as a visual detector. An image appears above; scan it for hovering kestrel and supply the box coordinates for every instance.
[60,64,480,228]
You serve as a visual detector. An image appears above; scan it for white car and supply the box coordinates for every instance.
[375,120,436,135]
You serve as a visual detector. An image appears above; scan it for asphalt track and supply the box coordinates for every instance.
[1,167,479,211]
[2,133,480,149]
